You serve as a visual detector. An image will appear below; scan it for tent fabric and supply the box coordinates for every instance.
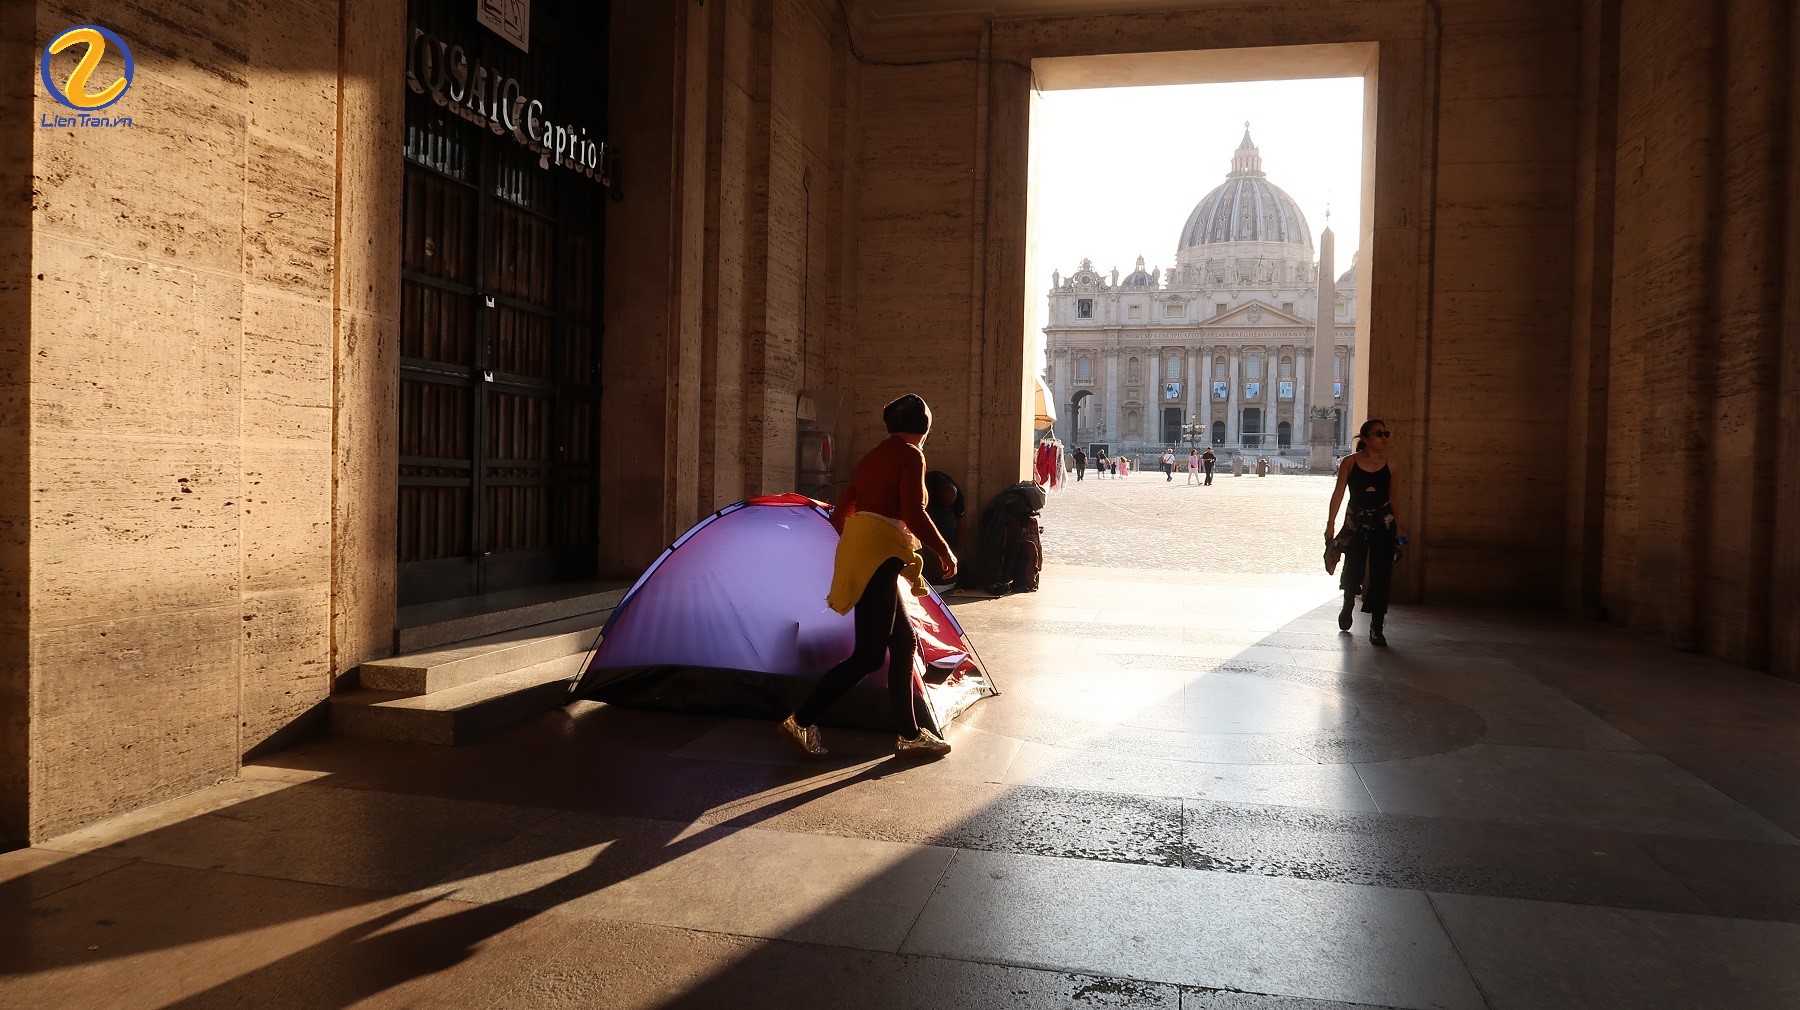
[570,495,997,734]
[1033,375,1057,427]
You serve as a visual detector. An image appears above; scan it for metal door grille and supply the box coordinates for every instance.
[397,0,607,607]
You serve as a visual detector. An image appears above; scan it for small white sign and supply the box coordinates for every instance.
[478,0,530,53]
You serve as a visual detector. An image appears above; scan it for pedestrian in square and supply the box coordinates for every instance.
[1325,418,1407,647]
[1187,448,1201,485]
[1202,447,1216,485]
[1160,448,1176,481]
[1073,446,1087,480]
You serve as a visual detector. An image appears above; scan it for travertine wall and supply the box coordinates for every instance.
[602,0,858,573]
[1570,0,1799,678]
[1,2,36,845]
[12,1,350,842]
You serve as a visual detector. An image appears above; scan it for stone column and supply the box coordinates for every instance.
[1226,348,1241,446]
[1103,347,1121,443]
[1146,349,1160,443]
[1186,346,1200,433]
[1294,347,1309,447]
[1052,349,1071,445]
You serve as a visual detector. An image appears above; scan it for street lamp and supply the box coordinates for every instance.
[1180,420,1206,453]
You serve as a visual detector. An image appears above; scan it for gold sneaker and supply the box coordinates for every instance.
[895,729,952,758]
[779,715,828,759]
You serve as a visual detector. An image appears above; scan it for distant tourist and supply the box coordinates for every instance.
[1160,448,1176,481]
[1118,455,1129,478]
[1202,447,1217,485]
[781,393,955,759]
[1325,418,1408,647]
[1073,446,1087,480]
[1187,448,1201,485]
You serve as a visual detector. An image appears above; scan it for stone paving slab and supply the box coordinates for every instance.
[901,848,1487,1010]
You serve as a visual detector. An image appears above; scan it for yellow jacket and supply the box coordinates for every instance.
[827,511,929,614]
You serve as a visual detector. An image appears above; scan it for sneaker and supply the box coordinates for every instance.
[895,729,952,758]
[779,715,828,759]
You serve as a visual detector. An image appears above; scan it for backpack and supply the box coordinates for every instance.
[1001,515,1042,592]
[974,481,1044,593]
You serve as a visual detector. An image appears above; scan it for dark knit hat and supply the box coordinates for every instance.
[883,393,932,435]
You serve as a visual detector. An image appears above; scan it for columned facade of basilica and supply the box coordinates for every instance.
[1044,129,1357,459]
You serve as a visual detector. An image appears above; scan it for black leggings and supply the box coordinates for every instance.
[1339,509,1396,615]
[794,556,919,736]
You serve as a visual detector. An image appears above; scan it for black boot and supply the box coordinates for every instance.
[1338,592,1355,631]
[1370,614,1387,647]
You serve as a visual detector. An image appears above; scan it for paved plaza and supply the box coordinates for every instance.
[1044,468,1336,575]
[5,559,1799,1008]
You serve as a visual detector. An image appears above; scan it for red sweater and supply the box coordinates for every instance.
[830,436,953,560]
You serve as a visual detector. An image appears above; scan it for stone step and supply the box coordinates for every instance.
[396,583,630,653]
[329,653,586,746]
[360,610,610,695]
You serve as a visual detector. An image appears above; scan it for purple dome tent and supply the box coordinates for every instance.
[570,494,997,734]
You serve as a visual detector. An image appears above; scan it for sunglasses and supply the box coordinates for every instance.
[1369,431,1391,439]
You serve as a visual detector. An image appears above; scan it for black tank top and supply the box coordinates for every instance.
[1347,462,1391,511]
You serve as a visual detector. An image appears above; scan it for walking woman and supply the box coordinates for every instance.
[781,394,957,759]
[1325,419,1408,646]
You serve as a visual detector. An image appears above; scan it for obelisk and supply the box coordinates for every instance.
[1308,218,1337,471]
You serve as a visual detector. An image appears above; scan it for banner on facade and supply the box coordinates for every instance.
[477,0,530,52]
[1244,382,1261,399]
[1278,380,1294,400]
[1163,381,1181,400]
[1213,381,1227,400]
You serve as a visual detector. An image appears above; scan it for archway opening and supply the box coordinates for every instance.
[1027,46,1376,583]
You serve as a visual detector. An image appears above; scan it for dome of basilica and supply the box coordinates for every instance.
[1177,127,1313,252]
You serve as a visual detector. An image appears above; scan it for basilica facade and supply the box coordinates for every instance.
[1044,130,1357,458]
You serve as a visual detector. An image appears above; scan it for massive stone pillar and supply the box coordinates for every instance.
[1308,225,1336,469]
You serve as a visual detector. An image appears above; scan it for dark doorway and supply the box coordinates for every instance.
[1161,407,1182,445]
[396,1,609,607]
[1068,388,1093,446]
[1211,420,1225,444]
[1278,421,1292,448]
[1242,407,1263,448]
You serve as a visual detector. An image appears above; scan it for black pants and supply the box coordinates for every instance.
[795,556,919,736]
[1163,463,1174,480]
[1339,521,1396,616]
[1203,465,1214,485]
[1076,464,1085,480]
